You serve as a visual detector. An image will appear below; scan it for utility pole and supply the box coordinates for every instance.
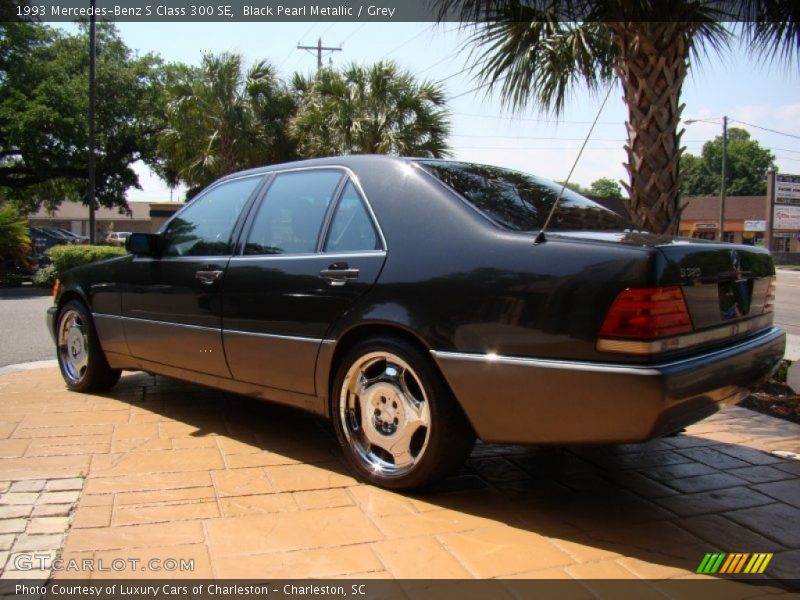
[720,115,728,242]
[297,37,341,70]
[88,0,97,243]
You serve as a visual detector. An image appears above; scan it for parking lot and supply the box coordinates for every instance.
[0,366,798,589]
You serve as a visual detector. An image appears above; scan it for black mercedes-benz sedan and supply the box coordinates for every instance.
[47,156,785,489]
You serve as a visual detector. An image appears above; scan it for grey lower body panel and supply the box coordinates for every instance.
[103,351,325,416]
[432,327,786,445]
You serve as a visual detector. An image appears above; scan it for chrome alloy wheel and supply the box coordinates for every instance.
[339,351,431,477]
[57,309,89,384]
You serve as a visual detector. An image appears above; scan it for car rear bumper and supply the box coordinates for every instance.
[431,327,786,445]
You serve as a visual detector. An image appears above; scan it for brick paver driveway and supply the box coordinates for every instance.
[0,367,798,589]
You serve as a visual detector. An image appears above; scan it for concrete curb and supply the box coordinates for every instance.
[0,359,58,376]
[786,333,800,362]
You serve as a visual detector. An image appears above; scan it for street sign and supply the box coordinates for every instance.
[774,205,800,229]
[744,220,766,231]
[776,173,800,201]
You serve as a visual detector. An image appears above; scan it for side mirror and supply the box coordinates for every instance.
[126,233,161,257]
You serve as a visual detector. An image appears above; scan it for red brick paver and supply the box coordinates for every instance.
[0,368,798,588]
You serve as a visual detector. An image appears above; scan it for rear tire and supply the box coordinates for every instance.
[332,337,475,490]
[56,300,121,393]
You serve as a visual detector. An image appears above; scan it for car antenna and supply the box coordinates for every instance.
[534,83,615,245]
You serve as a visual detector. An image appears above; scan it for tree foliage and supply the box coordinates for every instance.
[158,52,298,197]
[680,128,776,197]
[0,22,165,213]
[0,203,30,259]
[435,0,799,234]
[290,61,451,158]
[589,177,623,199]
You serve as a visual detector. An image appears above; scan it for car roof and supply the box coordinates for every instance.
[216,155,418,183]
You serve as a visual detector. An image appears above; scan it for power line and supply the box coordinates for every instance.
[278,23,319,68]
[452,111,620,125]
[380,28,430,60]
[297,37,342,70]
[729,119,800,141]
[450,133,709,143]
[417,50,461,75]
[340,22,367,46]
[450,82,492,101]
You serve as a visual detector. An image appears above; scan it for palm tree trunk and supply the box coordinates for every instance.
[608,22,691,234]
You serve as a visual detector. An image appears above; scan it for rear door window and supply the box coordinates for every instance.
[243,170,343,255]
[324,182,381,253]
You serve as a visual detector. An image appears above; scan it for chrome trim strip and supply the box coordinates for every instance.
[94,313,218,332]
[224,328,324,344]
[229,251,386,262]
[251,165,388,252]
[94,313,336,345]
[431,327,783,375]
[430,350,661,376]
[597,314,774,355]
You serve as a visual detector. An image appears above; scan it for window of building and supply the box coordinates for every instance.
[244,170,343,255]
[162,176,262,257]
[722,232,735,243]
[774,237,791,253]
[324,182,380,253]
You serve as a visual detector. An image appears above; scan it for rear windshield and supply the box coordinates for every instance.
[419,160,631,232]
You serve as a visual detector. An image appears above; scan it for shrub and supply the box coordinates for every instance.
[33,264,57,288]
[0,204,30,259]
[47,244,127,273]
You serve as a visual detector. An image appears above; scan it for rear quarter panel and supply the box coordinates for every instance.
[332,159,657,363]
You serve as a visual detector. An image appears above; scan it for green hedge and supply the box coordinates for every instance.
[33,264,57,288]
[47,244,127,273]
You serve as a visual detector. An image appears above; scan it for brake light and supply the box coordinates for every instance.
[599,287,693,339]
[763,276,776,313]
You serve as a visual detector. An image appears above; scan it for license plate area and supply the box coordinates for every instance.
[719,279,754,321]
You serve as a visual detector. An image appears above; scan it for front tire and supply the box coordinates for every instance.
[332,337,475,490]
[56,300,121,393]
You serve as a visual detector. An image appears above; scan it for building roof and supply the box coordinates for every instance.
[680,196,767,221]
[29,200,167,221]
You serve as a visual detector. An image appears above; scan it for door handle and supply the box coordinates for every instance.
[319,264,360,287]
[195,269,223,285]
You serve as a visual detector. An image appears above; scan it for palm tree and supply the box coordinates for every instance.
[436,1,799,234]
[159,53,297,196]
[290,61,451,158]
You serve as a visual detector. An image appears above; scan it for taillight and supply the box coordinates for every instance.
[51,278,61,302]
[599,287,693,339]
[763,276,776,313]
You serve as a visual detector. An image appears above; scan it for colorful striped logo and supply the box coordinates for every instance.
[696,552,773,574]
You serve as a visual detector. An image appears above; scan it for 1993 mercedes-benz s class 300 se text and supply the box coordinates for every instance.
[47,156,785,489]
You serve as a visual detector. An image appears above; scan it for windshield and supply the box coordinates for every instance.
[419,160,631,232]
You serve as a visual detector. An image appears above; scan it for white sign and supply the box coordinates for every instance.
[777,173,800,200]
[774,205,800,229]
[744,220,766,232]
[696,223,717,229]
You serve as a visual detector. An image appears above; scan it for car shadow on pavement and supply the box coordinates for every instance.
[96,372,799,588]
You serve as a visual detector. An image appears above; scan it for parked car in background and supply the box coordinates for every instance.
[106,232,131,246]
[55,228,90,245]
[46,156,785,490]
[29,227,69,251]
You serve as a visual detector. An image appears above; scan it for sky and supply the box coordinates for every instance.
[60,21,800,202]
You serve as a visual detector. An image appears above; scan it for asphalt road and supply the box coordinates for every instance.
[0,288,55,367]
[774,268,800,336]
[1,269,799,367]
